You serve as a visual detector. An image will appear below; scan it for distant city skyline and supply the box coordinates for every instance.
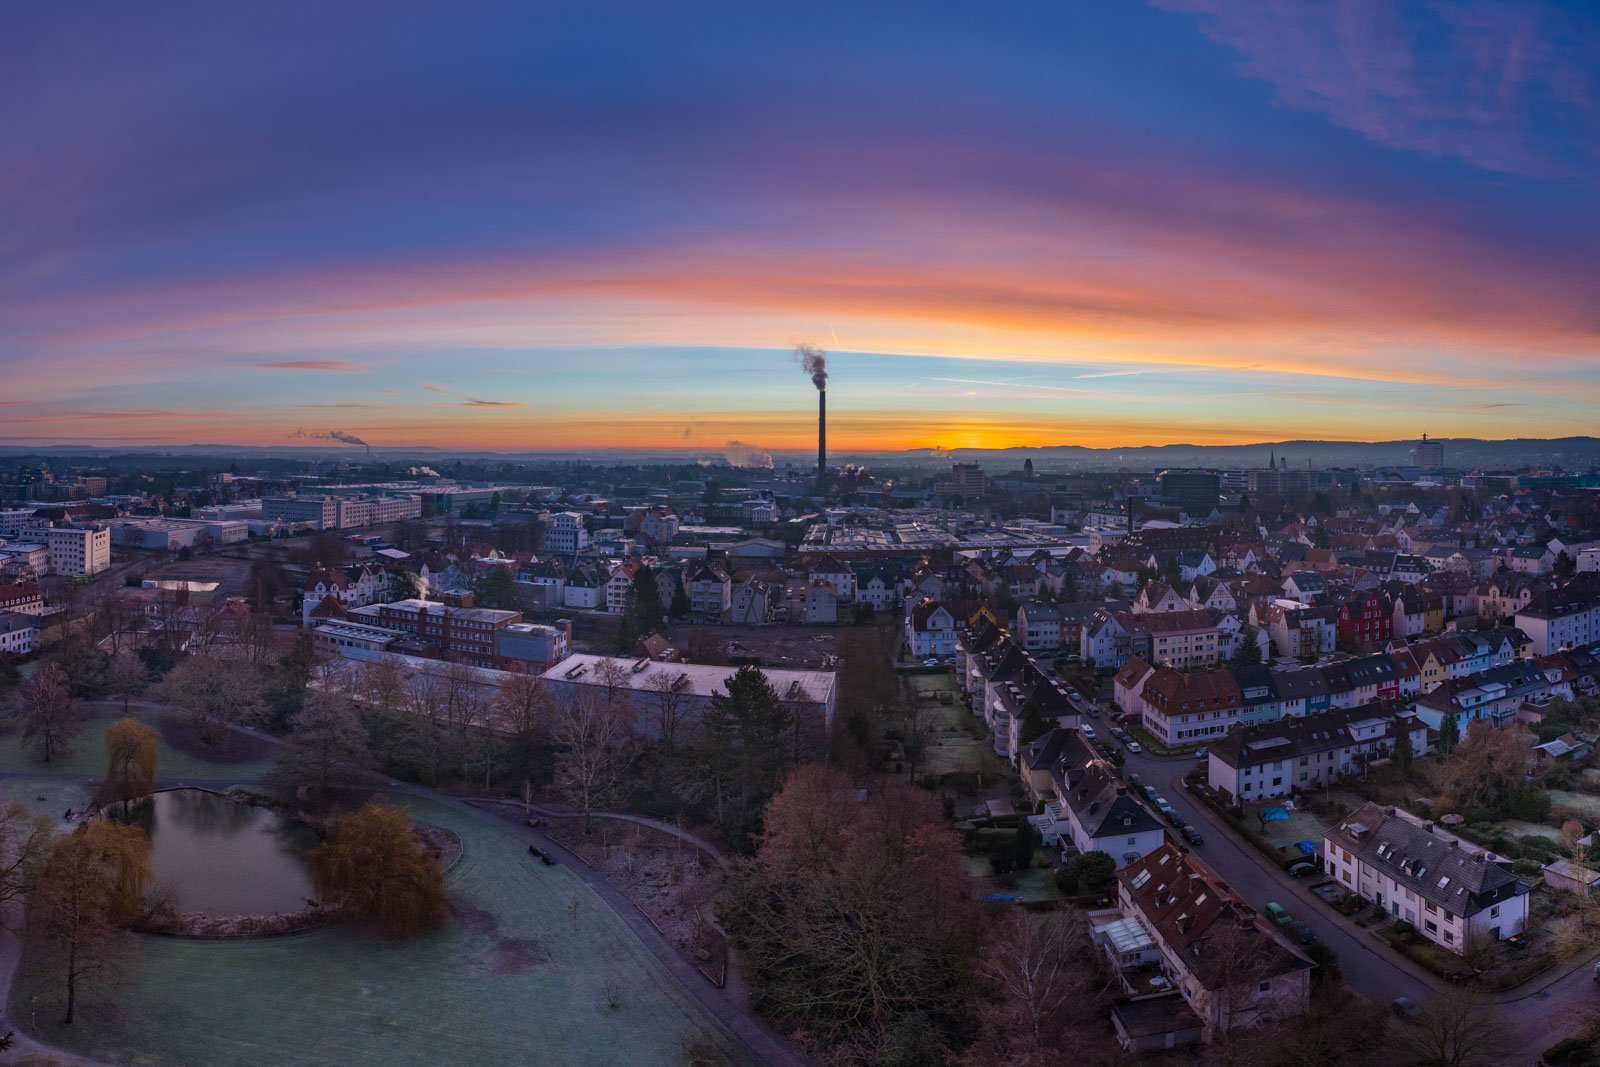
[4,1,1598,450]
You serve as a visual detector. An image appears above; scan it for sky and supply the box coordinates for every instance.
[2,0,1598,455]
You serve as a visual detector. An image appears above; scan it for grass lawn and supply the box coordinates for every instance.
[1239,800,1327,854]
[1549,791,1600,820]
[0,703,274,784]
[1499,819,1566,842]
[14,794,752,1067]
[902,672,991,776]
[0,776,94,825]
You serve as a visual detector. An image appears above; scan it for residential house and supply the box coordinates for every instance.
[1039,734,1166,868]
[1125,610,1225,670]
[1336,591,1393,648]
[807,555,856,602]
[688,563,733,615]
[1140,668,1243,746]
[1133,581,1189,615]
[1516,578,1600,655]
[1111,845,1312,1044]
[729,578,776,625]
[1207,702,1426,801]
[906,598,957,658]
[803,580,838,624]
[1324,803,1529,954]
[562,563,606,610]
[856,570,897,612]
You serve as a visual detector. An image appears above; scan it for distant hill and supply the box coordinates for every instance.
[1,436,1597,471]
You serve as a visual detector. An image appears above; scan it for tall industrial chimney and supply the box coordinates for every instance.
[817,389,827,485]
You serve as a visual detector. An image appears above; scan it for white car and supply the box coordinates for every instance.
[1126,741,1143,754]
[1081,725,1096,739]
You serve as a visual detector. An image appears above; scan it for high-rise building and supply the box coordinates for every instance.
[46,525,110,576]
[1413,433,1444,468]
[1158,469,1220,513]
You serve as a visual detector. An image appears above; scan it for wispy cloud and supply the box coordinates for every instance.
[253,360,368,372]
[420,382,524,407]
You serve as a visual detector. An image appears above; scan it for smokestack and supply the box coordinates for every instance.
[818,390,827,485]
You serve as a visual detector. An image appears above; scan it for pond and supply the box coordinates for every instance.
[116,789,319,916]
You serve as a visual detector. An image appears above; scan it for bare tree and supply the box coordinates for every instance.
[105,652,148,715]
[0,800,56,914]
[901,697,937,780]
[551,691,636,833]
[981,910,1088,1043]
[644,669,693,750]
[1399,989,1510,1067]
[154,648,263,746]
[272,689,374,798]
[15,662,82,764]
[360,654,408,721]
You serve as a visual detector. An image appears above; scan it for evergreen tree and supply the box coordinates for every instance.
[623,568,665,642]
[1394,724,1414,771]
[668,579,690,619]
[1012,819,1037,871]
[1554,550,1576,582]
[1230,632,1264,667]
[1438,713,1460,753]
[699,666,794,847]
[1018,694,1051,745]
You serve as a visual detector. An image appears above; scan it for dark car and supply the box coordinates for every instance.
[1290,921,1317,945]
[1392,997,1420,1019]
[1128,774,1143,788]
[1287,861,1317,878]
[1166,810,1186,828]
[1181,825,1204,846]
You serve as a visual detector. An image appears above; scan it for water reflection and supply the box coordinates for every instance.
[113,789,317,916]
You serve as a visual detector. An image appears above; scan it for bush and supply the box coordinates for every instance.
[1513,858,1544,877]
[1508,789,1552,823]
[1394,919,1417,940]
[1068,850,1116,887]
[1304,941,1341,984]
[1054,867,1078,895]
[917,772,941,791]
[988,842,1016,874]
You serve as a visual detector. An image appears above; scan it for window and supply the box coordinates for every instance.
[1490,904,1500,919]
[1257,981,1272,994]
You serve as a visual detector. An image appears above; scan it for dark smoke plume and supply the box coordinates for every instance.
[795,344,827,390]
[290,428,369,446]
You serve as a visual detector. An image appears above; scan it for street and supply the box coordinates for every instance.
[1110,738,1600,1059]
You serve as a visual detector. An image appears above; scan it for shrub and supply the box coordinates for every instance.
[988,842,1016,874]
[1054,867,1078,895]
[1068,850,1116,887]
[1508,789,1553,823]
[1394,919,1417,940]
[1512,858,1543,877]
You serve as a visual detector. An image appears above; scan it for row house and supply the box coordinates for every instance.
[1324,804,1528,954]
[1516,578,1600,655]
[1391,591,1444,638]
[0,581,44,614]
[1016,600,1101,653]
[1417,572,1478,620]
[1412,660,1551,732]
[1206,702,1427,801]
[1479,574,1549,623]
[1336,591,1393,647]
[1140,669,1243,746]
[1024,729,1165,868]
[1258,600,1336,659]
[1125,610,1226,671]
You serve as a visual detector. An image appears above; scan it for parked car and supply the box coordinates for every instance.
[1081,725,1096,739]
[1290,921,1317,945]
[1166,809,1185,828]
[1087,705,1100,717]
[1181,825,1204,846]
[1128,774,1143,788]
[1143,786,1159,802]
[1287,861,1317,878]
[1126,741,1143,754]
[1193,746,1209,759]
[923,659,938,667]
[1156,800,1173,815]
[1392,997,1420,1019]
[1264,902,1292,926]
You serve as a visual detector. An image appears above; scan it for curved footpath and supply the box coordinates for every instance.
[0,720,806,1067]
